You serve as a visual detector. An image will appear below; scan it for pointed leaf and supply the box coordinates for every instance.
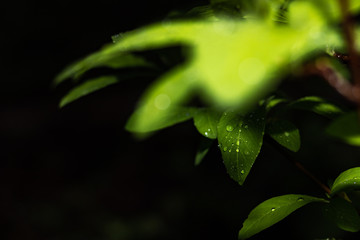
[288,96,344,119]
[323,198,360,232]
[59,76,118,108]
[267,119,301,152]
[326,112,360,146]
[239,194,328,239]
[331,167,360,195]
[217,106,266,185]
[193,108,222,139]
[195,138,214,166]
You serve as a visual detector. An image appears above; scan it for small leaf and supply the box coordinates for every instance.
[217,106,266,185]
[326,112,360,146]
[238,194,328,239]
[195,138,214,166]
[323,198,360,232]
[288,96,343,119]
[331,167,360,195]
[54,51,151,85]
[267,119,301,152]
[59,76,118,108]
[193,108,222,139]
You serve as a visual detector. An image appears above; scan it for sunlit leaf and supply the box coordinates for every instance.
[267,119,301,152]
[331,167,360,195]
[238,194,328,239]
[59,76,118,108]
[54,51,151,85]
[195,137,214,166]
[323,198,360,232]
[288,96,344,119]
[217,106,266,185]
[326,112,360,146]
[193,108,222,139]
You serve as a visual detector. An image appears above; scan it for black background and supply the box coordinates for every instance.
[2,1,360,240]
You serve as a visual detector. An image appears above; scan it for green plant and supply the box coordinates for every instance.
[55,0,360,238]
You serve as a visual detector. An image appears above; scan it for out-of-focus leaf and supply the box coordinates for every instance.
[54,51,151,85]
[323,198,360,232]
[288,96,344,119]
[239,194,328,239]
[331,167,360,195]
[195,138,214,166]
[326,112,360,146]
[217,106,266,185]
[193,108,222,139]
[267,119,301,152]
[59,76,118,108]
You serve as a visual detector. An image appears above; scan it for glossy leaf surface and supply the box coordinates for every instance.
[267,119,301,152]
[217,106,266,185]
[239,194,328,239]
[193,108,222,139]
[326,112,360,146]
[59,76,118,108]
[323,198,360,232]
[288,96,343,119]
[331,167,360,195]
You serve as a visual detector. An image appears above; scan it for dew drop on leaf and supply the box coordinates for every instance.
[245,151,250,155]
[271,208,276,212]
[284,131,290,137]
[223,146,228,151]
[226,125,234,132]
[244,125,248,129]
[236,140,240,146]
[297,197,304,201]
[236,148,239,152]
[241,170,245,174]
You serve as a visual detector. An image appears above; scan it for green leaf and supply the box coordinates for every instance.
[238,194,328,239]
[326,112,360,146]
[217,106,266,185]
[267,119,301,152]
[288,96,344,119]
[193,108,222,139]
[59,76,118,108]
[323,198,360,232]
[195,138,214,166]
[54,51,151,85]
[331,167,360,195]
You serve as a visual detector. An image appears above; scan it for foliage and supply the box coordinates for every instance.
[56,0,360,239]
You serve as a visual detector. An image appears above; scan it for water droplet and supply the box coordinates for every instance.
[204,132,208,137]
[244,125,248,129]
[236,140,240,146]
[240,170,245,174]
[297,197,304,202]
[208,128,211,132]
[223,147,228,152]
[236,148,239,152]
[154,94,171,110]
[271,208,276,212]
[226,125,234,132]
[284,132,290,137]
[228,149,232,153]
[245,151,250,155]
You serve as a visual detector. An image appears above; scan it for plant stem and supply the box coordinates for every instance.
[268,138,332,195]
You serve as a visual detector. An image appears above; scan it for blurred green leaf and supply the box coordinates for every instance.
[217,106,266,185]
[55,51,151,85]
[323,198,360,232]
[194,137,214,166]
[267,119,301,152]
[193,108,222,139]
[288,96,344,119]
[59,76,118,108]
[326,112,360,146]
[238,194,328,239]
[331,167,360,195]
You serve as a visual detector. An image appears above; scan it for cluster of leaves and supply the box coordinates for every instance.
[55,0,360,238]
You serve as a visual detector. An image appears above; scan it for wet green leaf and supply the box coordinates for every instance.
[194,138,214,166]
[239,194,328,239]
[323,198,360,232]
[326,112,360,146]
[217,106,266,185]
[193,108,222,139]
[267,119,301,152]
[59,76,118,108]
[331,167,360,195]
[288,96,343,119]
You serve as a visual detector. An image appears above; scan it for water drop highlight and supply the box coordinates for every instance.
[226,125,234,132]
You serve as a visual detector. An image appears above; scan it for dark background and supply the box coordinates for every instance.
[2,1,360,240]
